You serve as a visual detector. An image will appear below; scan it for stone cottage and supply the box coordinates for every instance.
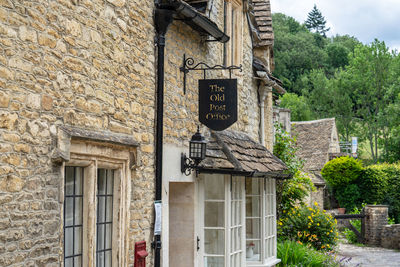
[0,0,156,266]
[291,118,341,208]
[0,0,288,266]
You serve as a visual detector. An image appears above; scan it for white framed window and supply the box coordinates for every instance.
[63,141,132,267]
[224,0,243,66]
[199,174,245,267]
[198,175,278,267]
[245,178,279,266]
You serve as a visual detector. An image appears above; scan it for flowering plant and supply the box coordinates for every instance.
[278,202,338,251]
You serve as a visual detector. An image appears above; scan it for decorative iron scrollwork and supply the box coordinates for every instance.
[179,53,242,94]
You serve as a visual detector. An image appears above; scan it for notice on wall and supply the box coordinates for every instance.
[198,79,238,131]
[154,201,162,235]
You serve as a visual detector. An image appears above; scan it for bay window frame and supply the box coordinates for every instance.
[246,178,280,267]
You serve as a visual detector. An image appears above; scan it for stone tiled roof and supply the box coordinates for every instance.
[291,118,337,172]
[200,130,289,178]
[251,0,274,47]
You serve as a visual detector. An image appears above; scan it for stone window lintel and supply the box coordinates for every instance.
[51,126,140,168]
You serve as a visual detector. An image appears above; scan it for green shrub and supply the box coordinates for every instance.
[278,203,338,251]
[382,163,400,223]
[358,165,389,204]
[277,240,339,267]
[359,163,400,223]
[335,184,361,211]
[321,156,363,188]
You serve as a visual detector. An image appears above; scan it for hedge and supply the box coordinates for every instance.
[322,158,400,223]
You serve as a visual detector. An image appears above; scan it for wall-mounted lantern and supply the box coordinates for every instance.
[181,127,207,175]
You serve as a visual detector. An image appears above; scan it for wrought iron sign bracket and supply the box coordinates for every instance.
[179,53,242,94]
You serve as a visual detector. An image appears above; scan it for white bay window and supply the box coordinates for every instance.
[199,174,278,267]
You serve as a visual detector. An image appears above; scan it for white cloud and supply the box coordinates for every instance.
[270,0,400,51]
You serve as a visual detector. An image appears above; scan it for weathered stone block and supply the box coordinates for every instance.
[0,112,18,130]
[42,95,53,110]
[0,91,10,107]
[26,93,41,109]
[0,175,24,192]
[0,66,14,80]
[38,33,57,48]
[19,25,37,42]
[65,19,82,37]
[2,133,20,143]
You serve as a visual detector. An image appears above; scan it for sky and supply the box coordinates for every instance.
[270,0,400,51]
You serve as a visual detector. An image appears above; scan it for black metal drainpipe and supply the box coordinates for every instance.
[154,6,173,267]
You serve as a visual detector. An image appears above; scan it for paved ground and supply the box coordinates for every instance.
[336,242,400,266]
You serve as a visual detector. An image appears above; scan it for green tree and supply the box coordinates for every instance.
[272,13,328,94]
[279,93,313,121]
[346,40,393,162]
[305,5,330,37]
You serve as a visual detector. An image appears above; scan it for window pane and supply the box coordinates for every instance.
[98,196,106,223]
[97,224,104,251]
[65,197,74,227]
[246,218,260,239]
[65,227,73,257]
[74,226,82,254]
[74,256,82,267]
[98,169,106,195]
[106,171,114,195]
[204,229,224,255]
[65,258,73,267]
[204,256,224,267]
[105,223,112,249]
[205,176,224,200]
[205,202,224,227]
[246,196,260,217]
[75,167,83,195]
[97,253,104,267]
[65,167,74,195]
[106,196,113,222]
[75,197,83,225]
[105,250,112,267]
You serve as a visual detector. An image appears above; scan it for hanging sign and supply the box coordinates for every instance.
[199,79,237,131]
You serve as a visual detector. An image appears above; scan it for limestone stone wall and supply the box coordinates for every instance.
[163,1,261,147]
[0,0,155,266]
[381,224,400,250]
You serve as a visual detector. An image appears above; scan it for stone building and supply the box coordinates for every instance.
[0,0,287,266]
[291,118,341,208]
[1,0,155,266]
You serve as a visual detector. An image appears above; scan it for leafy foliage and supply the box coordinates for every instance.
[279,93,313,121]
[305,5,330,36]
[278,203,339,251]
[335,184,360,211]
[321,157,363,188]
[273,12,400,163]
[277,240,341,267]
[322,159,400,223]
[273,124,315,216]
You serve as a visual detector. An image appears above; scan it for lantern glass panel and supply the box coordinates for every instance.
[201,142,206,160]
[190,141,202,160]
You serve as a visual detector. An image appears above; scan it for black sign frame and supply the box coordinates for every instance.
[198,79,237,131]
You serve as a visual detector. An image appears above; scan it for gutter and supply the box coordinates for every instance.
[169,0,229,43]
